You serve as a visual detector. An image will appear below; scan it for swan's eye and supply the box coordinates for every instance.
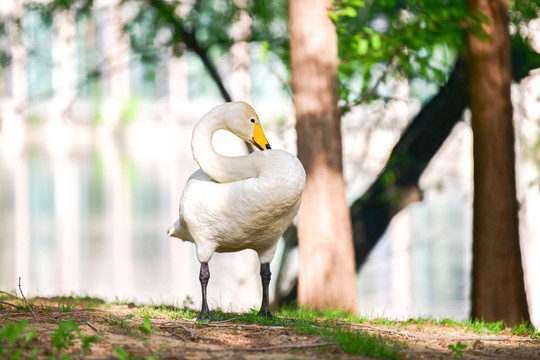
[250,119,255,123]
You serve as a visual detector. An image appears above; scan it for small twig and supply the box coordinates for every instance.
[143,306,162,316]
[225,341,337,352]
[345,54,399,109]
[177,324,195,338]
[0,312,27,317]
[0,290,20,300]
[167,331,188,341]
[197,335,223,343]
[85,322,101,334]
[0,300,21,309]
[18,277,36,318]
[159,323,195,337]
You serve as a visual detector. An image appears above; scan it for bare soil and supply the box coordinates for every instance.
[1,298,539,359]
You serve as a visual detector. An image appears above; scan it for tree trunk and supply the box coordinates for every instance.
[466,0,529,325]
[101,0,129,127]
[289,0,358,311]
[275,42,540,306]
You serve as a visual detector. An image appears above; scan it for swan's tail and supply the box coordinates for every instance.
[167,220,193,243]
[167,220,181,238]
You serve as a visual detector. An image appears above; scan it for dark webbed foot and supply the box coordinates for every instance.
[197,309,211,321]
[197,310,226,321]
[197,311,223,321]
[257,309,273,320]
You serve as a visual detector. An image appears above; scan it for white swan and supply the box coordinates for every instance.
[168,102,305,320]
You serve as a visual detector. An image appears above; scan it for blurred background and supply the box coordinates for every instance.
[0,0,539,326]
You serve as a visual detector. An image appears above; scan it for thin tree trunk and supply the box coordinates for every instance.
[101,0,129,127]
[51,10,76,123]
[289,0,357,311]
[230,0,252,102]
[229,2,255,154]
[466,0,529,325]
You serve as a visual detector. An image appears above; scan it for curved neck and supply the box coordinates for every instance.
[191,113,259,183]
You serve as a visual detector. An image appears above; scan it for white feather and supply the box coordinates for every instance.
[168,102,306,265]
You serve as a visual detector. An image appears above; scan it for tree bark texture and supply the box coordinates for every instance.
[289,0,358,311]
[466,0,529,325]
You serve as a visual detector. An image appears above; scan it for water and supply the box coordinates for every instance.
[1,117,539,327]
[0,116,278,312]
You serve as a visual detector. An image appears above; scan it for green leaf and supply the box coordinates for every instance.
[81,335,98,354]
[116,346,128,360]
[51,321,78,352]
[259,41,271,62]
[448,341,467,358]
[24,329,37,344]
[337,6,357,18]
[12,349,24,360]
[357,38,369,55]
[350,0,365,7]
[371,33,382,50]
[139,316,152,336]
[328,11,338,21]
[363,27,375,35]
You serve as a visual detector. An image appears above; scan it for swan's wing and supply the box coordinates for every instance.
[170,151,305,263]
[187,169,215,182]
[168,169,215,242]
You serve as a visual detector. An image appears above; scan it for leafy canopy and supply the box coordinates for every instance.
[331,0,540,109]
[3,0,540,106]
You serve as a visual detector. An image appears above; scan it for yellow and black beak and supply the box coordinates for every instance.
[251,122,271,151]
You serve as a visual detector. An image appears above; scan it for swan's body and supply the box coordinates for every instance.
[169,150,304,262]
[168,102,305,319]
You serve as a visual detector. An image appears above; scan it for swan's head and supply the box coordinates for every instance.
[223,102,271,151]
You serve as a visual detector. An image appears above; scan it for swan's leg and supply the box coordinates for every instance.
[198,262,211,320]
[257,263,273,319]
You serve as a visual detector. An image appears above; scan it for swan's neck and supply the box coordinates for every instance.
[191,113,259,183]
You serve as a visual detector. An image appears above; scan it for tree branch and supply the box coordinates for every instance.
[182,27,232,103]
[350,57,469,267]
[276,41,540,304]
[143,0,233,103]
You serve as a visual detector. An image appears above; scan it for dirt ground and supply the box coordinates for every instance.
[1,298,539,359]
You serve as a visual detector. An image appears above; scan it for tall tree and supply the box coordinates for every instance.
[276,0,540,306]
[289,0,358,311]
[465,0,529,325]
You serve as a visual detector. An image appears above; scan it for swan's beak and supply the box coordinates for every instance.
[251,122,271,151]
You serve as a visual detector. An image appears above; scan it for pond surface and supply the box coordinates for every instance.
[0,121,538,327]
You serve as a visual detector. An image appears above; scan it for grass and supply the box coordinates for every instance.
[401,317,540,339]
[448,341,467,359]
[1,293,539,359]
[0,318,98,359]
[50,320,99,355]
[132,304,198,320]
[215,306,405,358]
[0,320,38,359]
